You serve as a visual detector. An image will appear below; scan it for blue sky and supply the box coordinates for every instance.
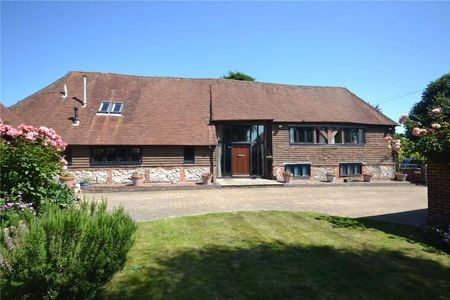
[1,1,449,127]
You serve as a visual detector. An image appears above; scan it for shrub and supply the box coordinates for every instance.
[0,201,137,300]
[0,122,70,209]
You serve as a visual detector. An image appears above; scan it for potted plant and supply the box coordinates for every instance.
[131,172,144,186]
[282,171,293,184]
[201,172,211,184]
[79,176,91,187]
[325,172,336,182]
[59,172,75,187]
[362,173,373,182]
[395,172,408,181]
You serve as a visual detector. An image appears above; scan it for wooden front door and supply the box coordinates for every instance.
[231,144,250,176]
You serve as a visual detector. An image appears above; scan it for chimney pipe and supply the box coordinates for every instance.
[62,84,68,98]
[82,75,87,107]
[73,107,80,126]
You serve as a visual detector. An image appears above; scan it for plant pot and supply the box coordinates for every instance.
[283,174,293,184]
[201,174,211,185]
[395,173,407,181]
[59,176,75,187]
[131,175,144,186]
[362,174,373,182]
[325,174,336,183]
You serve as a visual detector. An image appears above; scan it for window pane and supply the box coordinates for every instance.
[92,148,105,163]
[290,127,313,143]
[112,102,123,113]
[317,129,328,144]
[117,148,128,162]
[285,164,310,177]
[105,147,116,162]
[184,147,195,163]
[332,129,342,144]
[99,101,111,113]
[358,129,365,144]
[130,147,141,162]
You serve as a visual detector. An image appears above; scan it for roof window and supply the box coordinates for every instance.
[97,101,124,115]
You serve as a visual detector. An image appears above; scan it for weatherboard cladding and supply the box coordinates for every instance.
[9,71,396,146]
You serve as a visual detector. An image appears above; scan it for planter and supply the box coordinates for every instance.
[362,173,373,182]
[395,173,407,181]
[283,174,293,184]
[201,173,211,185]
[325,173,336,183]
[131,175,144,186]
[59,176,75,187]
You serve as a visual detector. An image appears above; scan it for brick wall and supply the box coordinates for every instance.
[272,124,394,179]
[427,160,450,224]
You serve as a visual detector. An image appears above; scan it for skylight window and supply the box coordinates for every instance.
[97,101,124,115]
[111,102,123,114]
[98,101,111,113]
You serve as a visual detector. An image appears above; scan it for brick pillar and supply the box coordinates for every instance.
[428,160,450,224]
[179,167,185,183]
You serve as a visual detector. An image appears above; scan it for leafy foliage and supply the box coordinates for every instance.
[0,122,70,209]
[222,71,255,81]
[403,73,450,165]
[0,201,137,300]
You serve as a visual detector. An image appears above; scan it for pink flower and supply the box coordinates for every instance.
[60,157,68,165]
[431,123,441,129]
[385,136,392,141]
[25,131,38,141]
[398,114,409,124]
[412,127,423,136]
[392,144,401,152]
[431,108,442,114]
[420,128,427,134]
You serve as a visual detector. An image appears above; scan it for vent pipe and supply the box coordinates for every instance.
[62,84,68,98]
[82,75,87,107]
[73,107,80,126]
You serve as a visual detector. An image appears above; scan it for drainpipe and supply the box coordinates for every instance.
[82,75,87,107]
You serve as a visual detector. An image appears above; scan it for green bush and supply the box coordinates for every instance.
[0,201,137,300]
[0,123,70,209]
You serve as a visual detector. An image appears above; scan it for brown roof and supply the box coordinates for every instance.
[1,103,24,126]
[10,71,395,146]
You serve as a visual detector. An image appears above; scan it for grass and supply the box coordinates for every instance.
[99,211,450,299]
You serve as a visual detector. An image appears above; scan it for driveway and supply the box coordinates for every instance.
[86,185,428,226]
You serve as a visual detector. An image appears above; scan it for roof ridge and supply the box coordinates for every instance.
[67,70,347,90]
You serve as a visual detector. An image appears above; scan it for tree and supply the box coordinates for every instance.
[401,73,450,165]
[222,71,255,81]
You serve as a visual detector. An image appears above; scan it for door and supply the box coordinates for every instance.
[231,144,250,176]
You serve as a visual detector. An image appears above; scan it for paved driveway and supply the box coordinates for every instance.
[87,185,428,226]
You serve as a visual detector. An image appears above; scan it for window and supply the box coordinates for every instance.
[289,126,365,145]
[285,164,311,177]
[98,101,111,113]
[184,147,195,164]
[289,127,314,143]
[91,146,141,165]
[97,101,124,114]
[343,128,365,144]
[111,102,123,114]
[339,163,362,176]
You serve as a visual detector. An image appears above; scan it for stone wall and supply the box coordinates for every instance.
[71,165,209,185]
[428,161,450,224]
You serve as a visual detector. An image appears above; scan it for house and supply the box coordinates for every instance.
[7,71,397,184]
[1,103,24,126]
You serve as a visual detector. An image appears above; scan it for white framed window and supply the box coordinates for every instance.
[98,101,111,113]
[110,102,124,114]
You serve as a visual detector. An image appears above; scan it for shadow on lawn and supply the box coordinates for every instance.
[101,242,450,299]
[316,212,449,254]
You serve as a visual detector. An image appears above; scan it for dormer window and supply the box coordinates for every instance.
[97,101,124,115]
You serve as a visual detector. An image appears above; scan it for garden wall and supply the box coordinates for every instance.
[427,160,450,224]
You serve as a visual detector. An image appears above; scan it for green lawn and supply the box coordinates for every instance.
[99,211,450,299]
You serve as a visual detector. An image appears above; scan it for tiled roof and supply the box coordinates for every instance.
[9,71,396,146]
[0,103,24,126]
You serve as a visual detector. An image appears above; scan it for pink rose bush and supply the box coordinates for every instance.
[1,120,67,152]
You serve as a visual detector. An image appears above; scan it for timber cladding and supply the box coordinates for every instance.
[69,145,211,168]
[272,124,394,166]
